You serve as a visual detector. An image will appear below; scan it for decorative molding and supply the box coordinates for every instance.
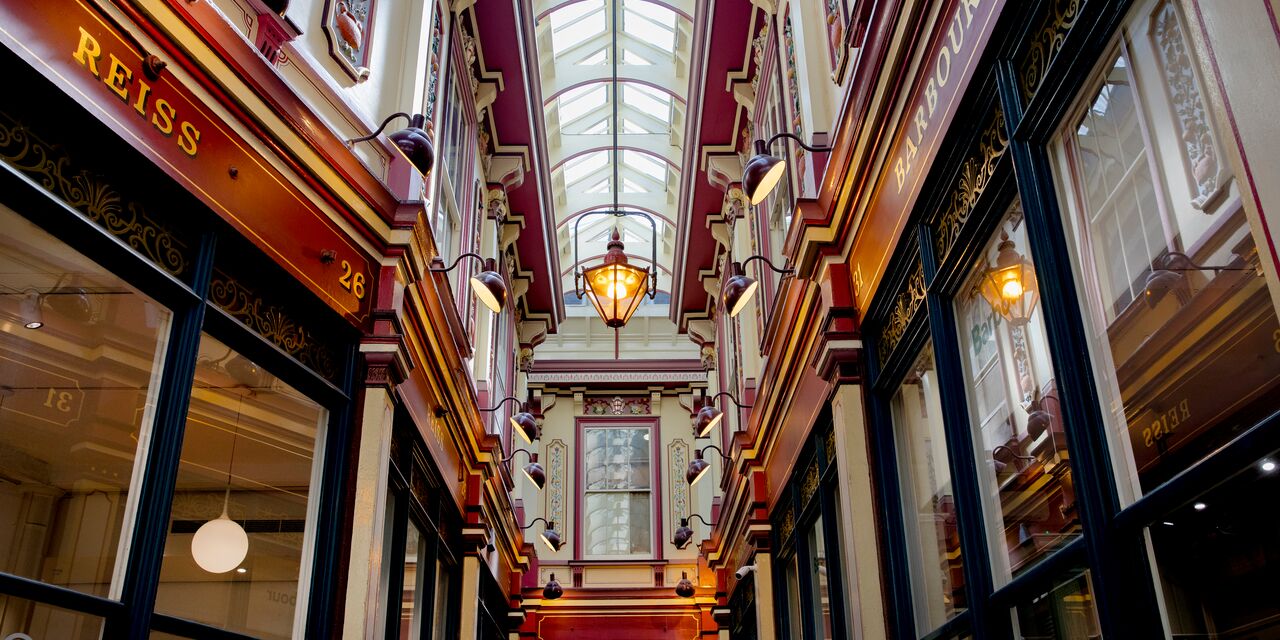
[800,460,819,506]
[825,429,836,465]
[669,439,690,535]
[545,439,568,545]
[934,109,1009,260]
[1019,0,1084,100]
[583,396,651,415]
[782,10,807,189]
[878,262,927,366]
[0,115,189,277]
[824,0,850,82]
[528,371,707,384]
[209,272,340,381]
[321,0,375,82]
[425,3,444,129]
[777,504,795,543]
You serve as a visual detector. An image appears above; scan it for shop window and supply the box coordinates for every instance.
[0,204,172,598]
[783,554,804,639]
[396,519,426,638]
[892,344,966,634]
[806,515,835,639]
[1049,0,1280,503]
[582,426,652,557]
[0,594,105,638]
[1011,569,1102,639]
[1148,450,1280,636]
[154,334,327,640]
[955,200,1080,582]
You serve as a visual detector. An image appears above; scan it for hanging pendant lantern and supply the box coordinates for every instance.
[581,228,650,328]
[979,232,1039,326]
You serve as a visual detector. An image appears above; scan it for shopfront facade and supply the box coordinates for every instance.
[856,0,1280,637]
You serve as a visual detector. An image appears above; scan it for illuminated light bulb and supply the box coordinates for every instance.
[1262,460,1277,473]
[191,513,249,573]
[1001,277,1024,300]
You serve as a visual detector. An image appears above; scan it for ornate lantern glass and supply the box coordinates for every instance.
[980,233,1039,326]
[582,228,650,328]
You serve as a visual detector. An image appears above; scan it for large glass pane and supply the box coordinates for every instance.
[583,426,652,556]
[0,203,172,597]
[956,201,1081,583]
[154,335,327,639]
[0,594,105,639]
[784,553,803,639]
[431,558,453,640]
[808,515,835,640]
[893,344,966,634]
[398,520,425,640]
[1012,569,1101,639]
[1149,450,1280,637]
[1051,8,1280,503]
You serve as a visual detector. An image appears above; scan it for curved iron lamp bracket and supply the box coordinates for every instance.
[685,513,715,527]
[707,391,753,410]
[347,112,413,145]
[761,131,833,155]
[520,517,554,531]
[572,209,659,300]
[697,444,732,465]
[500,448,535,464]
[429,252,487,274]
[480,396,523,413]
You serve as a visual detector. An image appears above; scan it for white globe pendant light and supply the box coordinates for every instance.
[192,394,249,573]
[192,494,249,573]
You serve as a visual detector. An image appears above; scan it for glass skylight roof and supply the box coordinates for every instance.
[536,0,691,303]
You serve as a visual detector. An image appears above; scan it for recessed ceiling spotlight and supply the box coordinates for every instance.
[1193,502,1207,511]
[1162,521,1174,527]
[236,567,247,574]
[1261,459,1277,473]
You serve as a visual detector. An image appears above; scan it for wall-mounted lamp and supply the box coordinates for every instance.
[1142,251,1255,309]
[500,448,545,490]
[346,112,434,175]
[19,290,43,329]
[674,571,695,598]
[429,252,507,314]
[692,391,752,439]
[481,396,539,443]
[686,445,731,487]
[742,132,832,205]
[543,573,563,600]
[979,232,1039,326]
[722,256,795,318]
[673,514,715,550]
[520,517,563,553]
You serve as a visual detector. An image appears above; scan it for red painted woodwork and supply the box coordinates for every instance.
[534,612,701,639]
[0,0,376,325]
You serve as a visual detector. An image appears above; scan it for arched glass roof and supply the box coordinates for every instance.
[536,0,693,300]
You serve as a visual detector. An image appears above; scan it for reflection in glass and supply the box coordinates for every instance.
[893,344,966,633]
[808,516,835,640]
[1013,569,1101,639]
[1051,7,1280,503]
[957,201,1080,583]
[583,427,652,556]
[0,204,172,597]
[1149,451,1280,637]
[398,520,424,639]
[0,594,104,639]
[155,335,326,639]
[784,554,803,639]
[432,558,453,638]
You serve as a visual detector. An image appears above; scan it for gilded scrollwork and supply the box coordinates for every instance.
[935,109,1009,260]
[1020,0,1085,100]
[878,263,927,366]
[0,116,189,277]
[777,504,795,543]
[800,461,819,506]
[209,273,340,381]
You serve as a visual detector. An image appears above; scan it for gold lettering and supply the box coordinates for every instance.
[104,54,131,102]
[178,121,200,157]
[948,12,966,54]
[924,78,938,116]
[894,157,907,192]
[132,80,151,117]
[72,27,102,77]
[914,104,929,142]
[1179,398,1190,421]
[936,46,952,89]
[151,98,175,135]
[1273,328,1280,353]
[961,0,981,24]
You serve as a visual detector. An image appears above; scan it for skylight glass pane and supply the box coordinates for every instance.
[558,84,607,124]
[622,49,653,65]
[623,84,671,122]
[550,1,606,56]
[623,150,666,181]
[626,0,677,28]
[623,1,676,52]
[622,178,648,193]
[563,151,609,184]
[578,48,608,65]
[584,178,611,193]
[579,118,611,135]
[621,118,653,134]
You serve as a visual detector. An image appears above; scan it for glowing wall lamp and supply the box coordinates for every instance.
[742,132,832,205]
[672,513,715,550]
[429,253,507,314]
[686,445,731,487]
[347,112,435,175]
[499,448,546,490]
[692,391,753,439]
[573,211,659,329]
[979,233,1039,326]
[722,256,795,318]
[520,517,563,553]
[481,396,539,443]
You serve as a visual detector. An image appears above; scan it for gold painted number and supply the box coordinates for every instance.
[338,259,367,300]
[1273,328,1280,353]
[43,388,73,413]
